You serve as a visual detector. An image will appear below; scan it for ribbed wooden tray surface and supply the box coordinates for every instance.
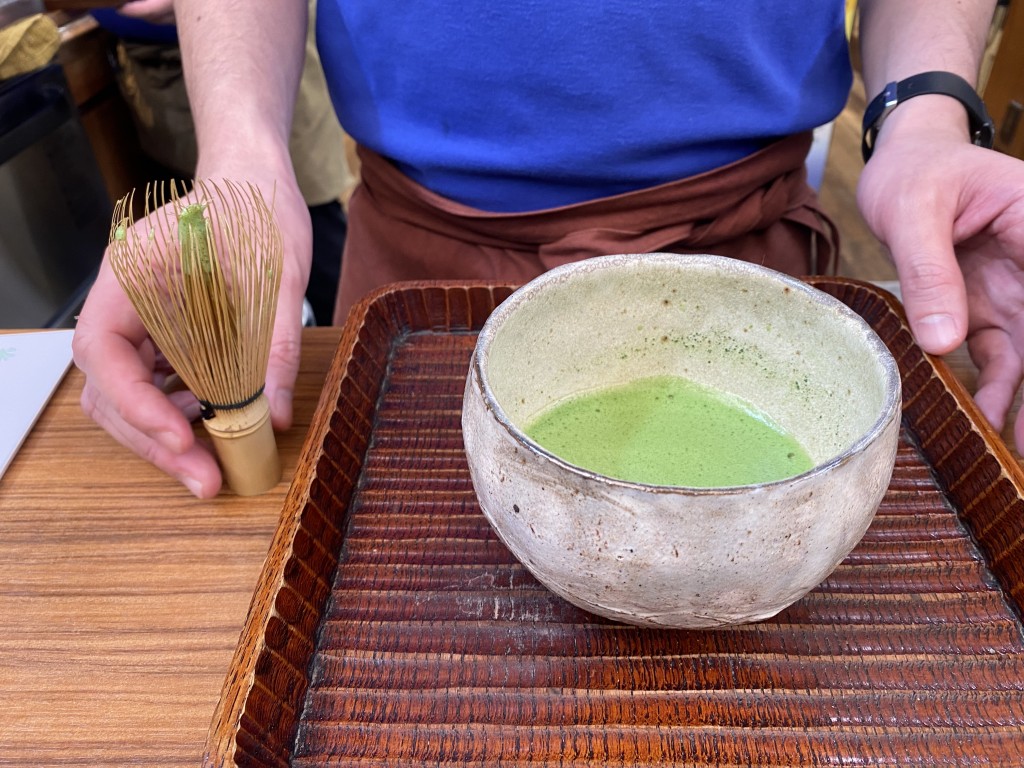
[204,279,1024,767]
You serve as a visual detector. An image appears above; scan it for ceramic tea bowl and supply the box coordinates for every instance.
[461,253,901,628]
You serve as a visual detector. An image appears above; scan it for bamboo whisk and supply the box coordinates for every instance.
[109,179,283,496]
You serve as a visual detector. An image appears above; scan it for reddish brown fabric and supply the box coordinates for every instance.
[334,132,839,323]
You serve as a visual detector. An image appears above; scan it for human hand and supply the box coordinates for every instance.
[857,118,1024,451]
[73,172,312,498]
[115,0,175,26]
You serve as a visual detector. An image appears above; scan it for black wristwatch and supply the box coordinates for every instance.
[861,70,995,163]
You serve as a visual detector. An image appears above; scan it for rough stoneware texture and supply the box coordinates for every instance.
[462,254,902,628]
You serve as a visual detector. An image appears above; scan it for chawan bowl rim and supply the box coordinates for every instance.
[471,253,902,497]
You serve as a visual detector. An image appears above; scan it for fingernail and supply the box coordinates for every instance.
[182,476,204,497]
[917,313,958,351]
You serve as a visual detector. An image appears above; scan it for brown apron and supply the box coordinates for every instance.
[334,131,839,323]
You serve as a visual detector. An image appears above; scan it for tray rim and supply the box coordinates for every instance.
[201,276,1024,767]
[807,277,1024,476]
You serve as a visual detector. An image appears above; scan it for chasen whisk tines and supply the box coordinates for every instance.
[109,179,284,495]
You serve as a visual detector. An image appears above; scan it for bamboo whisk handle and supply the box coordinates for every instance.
[202,393,281,496]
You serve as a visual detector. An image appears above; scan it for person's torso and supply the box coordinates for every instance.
[316,2,852,212]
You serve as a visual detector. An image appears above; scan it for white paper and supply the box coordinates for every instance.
[0,329,75,479]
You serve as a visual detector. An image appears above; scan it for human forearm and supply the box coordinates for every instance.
[175,0,308,176]
[858,0,996,148]
[858,0,994,90]
[71,1,315,498]
[174,0,315,436]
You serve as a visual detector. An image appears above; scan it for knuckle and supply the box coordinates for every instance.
[70,331,94,371]
[903,259,955,288]
[135,437,167,467]
[270,336,302,369]
[79,384,100,422]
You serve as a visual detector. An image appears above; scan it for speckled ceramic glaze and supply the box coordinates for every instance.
[462,253,902,628]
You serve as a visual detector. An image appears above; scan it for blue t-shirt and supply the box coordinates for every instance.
[317,2,852,212]
[90,10,178,44]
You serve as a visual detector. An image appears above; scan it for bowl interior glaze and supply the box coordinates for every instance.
[483,254,893,469]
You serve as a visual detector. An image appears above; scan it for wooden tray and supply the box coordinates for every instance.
[203,278,1024,766]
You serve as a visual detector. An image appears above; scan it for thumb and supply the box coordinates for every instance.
[887,214,969,357]
[265,283,305,431]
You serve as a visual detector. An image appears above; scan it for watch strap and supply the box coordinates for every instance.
[861,70,995,163]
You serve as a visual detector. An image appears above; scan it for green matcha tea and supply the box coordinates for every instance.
[524,375,814,487]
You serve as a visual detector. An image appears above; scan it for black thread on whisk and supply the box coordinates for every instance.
[198,385,266,420]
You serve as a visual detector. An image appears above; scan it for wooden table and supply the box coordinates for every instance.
[0,328,342,767]
[0,324,1017,767]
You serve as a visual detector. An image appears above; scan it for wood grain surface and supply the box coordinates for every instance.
[875,280,1022,462]
[203,281,1024,766]
[0,328,342,767]
[1,291,1021,767]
